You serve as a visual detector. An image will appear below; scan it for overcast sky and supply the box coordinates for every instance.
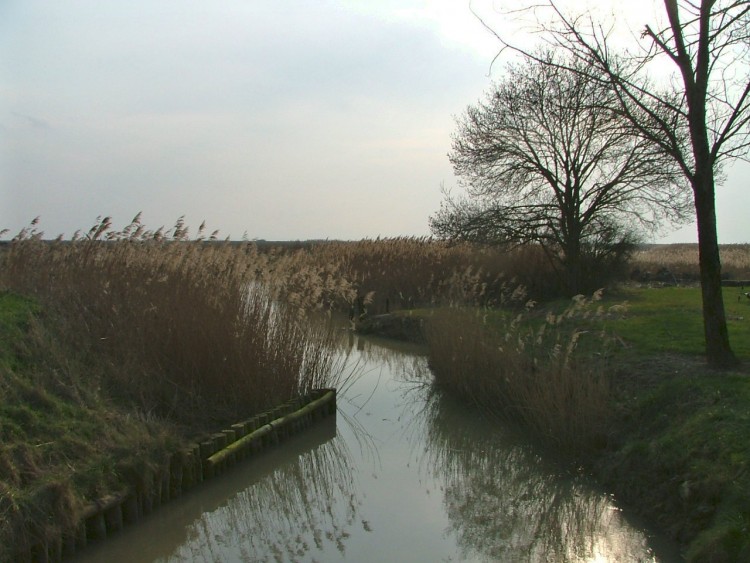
[2,0,748,242]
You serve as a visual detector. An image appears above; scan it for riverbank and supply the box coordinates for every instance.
[356,287,750,561]
[0,292,181,560]
[0,290,341,561]
[593,353,750,561]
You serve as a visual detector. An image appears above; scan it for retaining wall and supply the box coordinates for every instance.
[23,388,337,563]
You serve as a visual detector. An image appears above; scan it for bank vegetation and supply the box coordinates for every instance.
[0,216,352,560]
[1,219,749,560]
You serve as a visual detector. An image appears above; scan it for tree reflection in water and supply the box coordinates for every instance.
[405,363,666,562]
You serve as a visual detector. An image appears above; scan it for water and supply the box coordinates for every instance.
[73,333,683,562]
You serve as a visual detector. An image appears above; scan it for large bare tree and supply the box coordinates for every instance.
[431,53,688,295]
[482,0,750,366]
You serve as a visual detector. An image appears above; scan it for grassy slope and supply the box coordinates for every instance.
[0,292,181,560]
[594,286,750,561]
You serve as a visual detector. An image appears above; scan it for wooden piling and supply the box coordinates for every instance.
[122,494,139,525]
[45,388,336,562]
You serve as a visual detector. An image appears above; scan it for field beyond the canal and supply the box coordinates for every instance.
[586,286,750,561]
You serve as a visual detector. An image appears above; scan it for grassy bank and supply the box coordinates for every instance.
[597,286,750,560]
[0,218,350,560]
[598,355,750,561]
[0,291,183,560]
[2,227,749,560]
[422,286,750,561]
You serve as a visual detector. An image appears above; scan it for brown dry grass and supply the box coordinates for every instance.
[424,293,614,454]
[1,215,350,427]
[285,238,560,314]
[629,243,750,281]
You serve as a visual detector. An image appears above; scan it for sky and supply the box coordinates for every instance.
[1,0,748,243]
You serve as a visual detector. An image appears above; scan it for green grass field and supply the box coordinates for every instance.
[603,285,750,359]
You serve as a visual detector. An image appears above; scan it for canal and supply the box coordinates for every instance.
[73,332,682,562]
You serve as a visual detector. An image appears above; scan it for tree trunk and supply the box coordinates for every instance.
[563,240,583,296]
[693,173,738,368]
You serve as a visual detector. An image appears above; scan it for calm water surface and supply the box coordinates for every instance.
[74,333,682,562]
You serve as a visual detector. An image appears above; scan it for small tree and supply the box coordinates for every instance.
[483,1,750,366]
[431,53,689,295]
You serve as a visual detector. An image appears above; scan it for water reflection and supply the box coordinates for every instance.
[405,363,677,562]
[74,419,365,563]
[162,423,359,562]
[73,333,681,563]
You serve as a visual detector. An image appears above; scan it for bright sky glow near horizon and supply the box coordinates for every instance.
[1,0,748,243]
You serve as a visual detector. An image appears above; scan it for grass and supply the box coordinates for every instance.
[596,356,750,561]
[0,216,353,560]
[0,292,39,371]
[0,291,181,561]
[601,285,750,359]
[588,285,750,560]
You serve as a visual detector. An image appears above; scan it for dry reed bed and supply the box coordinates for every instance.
[630,243,750,281]
[424,294,614,454]
[2,217,351,424]
[0,216,356,561]
[281,238,560,312]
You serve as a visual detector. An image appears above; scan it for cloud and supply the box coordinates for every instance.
[5,0,744,242]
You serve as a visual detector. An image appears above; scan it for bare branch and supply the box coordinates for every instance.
[466,0,749,365]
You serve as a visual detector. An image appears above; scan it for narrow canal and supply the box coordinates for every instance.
[73,333,683,562]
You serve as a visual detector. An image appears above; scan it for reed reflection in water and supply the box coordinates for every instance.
[73,333,680,562]
[71,418,366,563]
[406,361,679,562]
[163,424,359,562]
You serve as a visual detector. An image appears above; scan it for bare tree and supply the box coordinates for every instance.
[431,52,688,295]
[481,0,750,366]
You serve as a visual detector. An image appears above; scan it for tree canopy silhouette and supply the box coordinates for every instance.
[476,0,750,367]
[431,52,689,295]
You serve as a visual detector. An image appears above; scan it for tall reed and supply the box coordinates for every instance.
[630,243,750,281]
[424,293,614,454]
[283,238,560,315]
[2,216,347,426]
